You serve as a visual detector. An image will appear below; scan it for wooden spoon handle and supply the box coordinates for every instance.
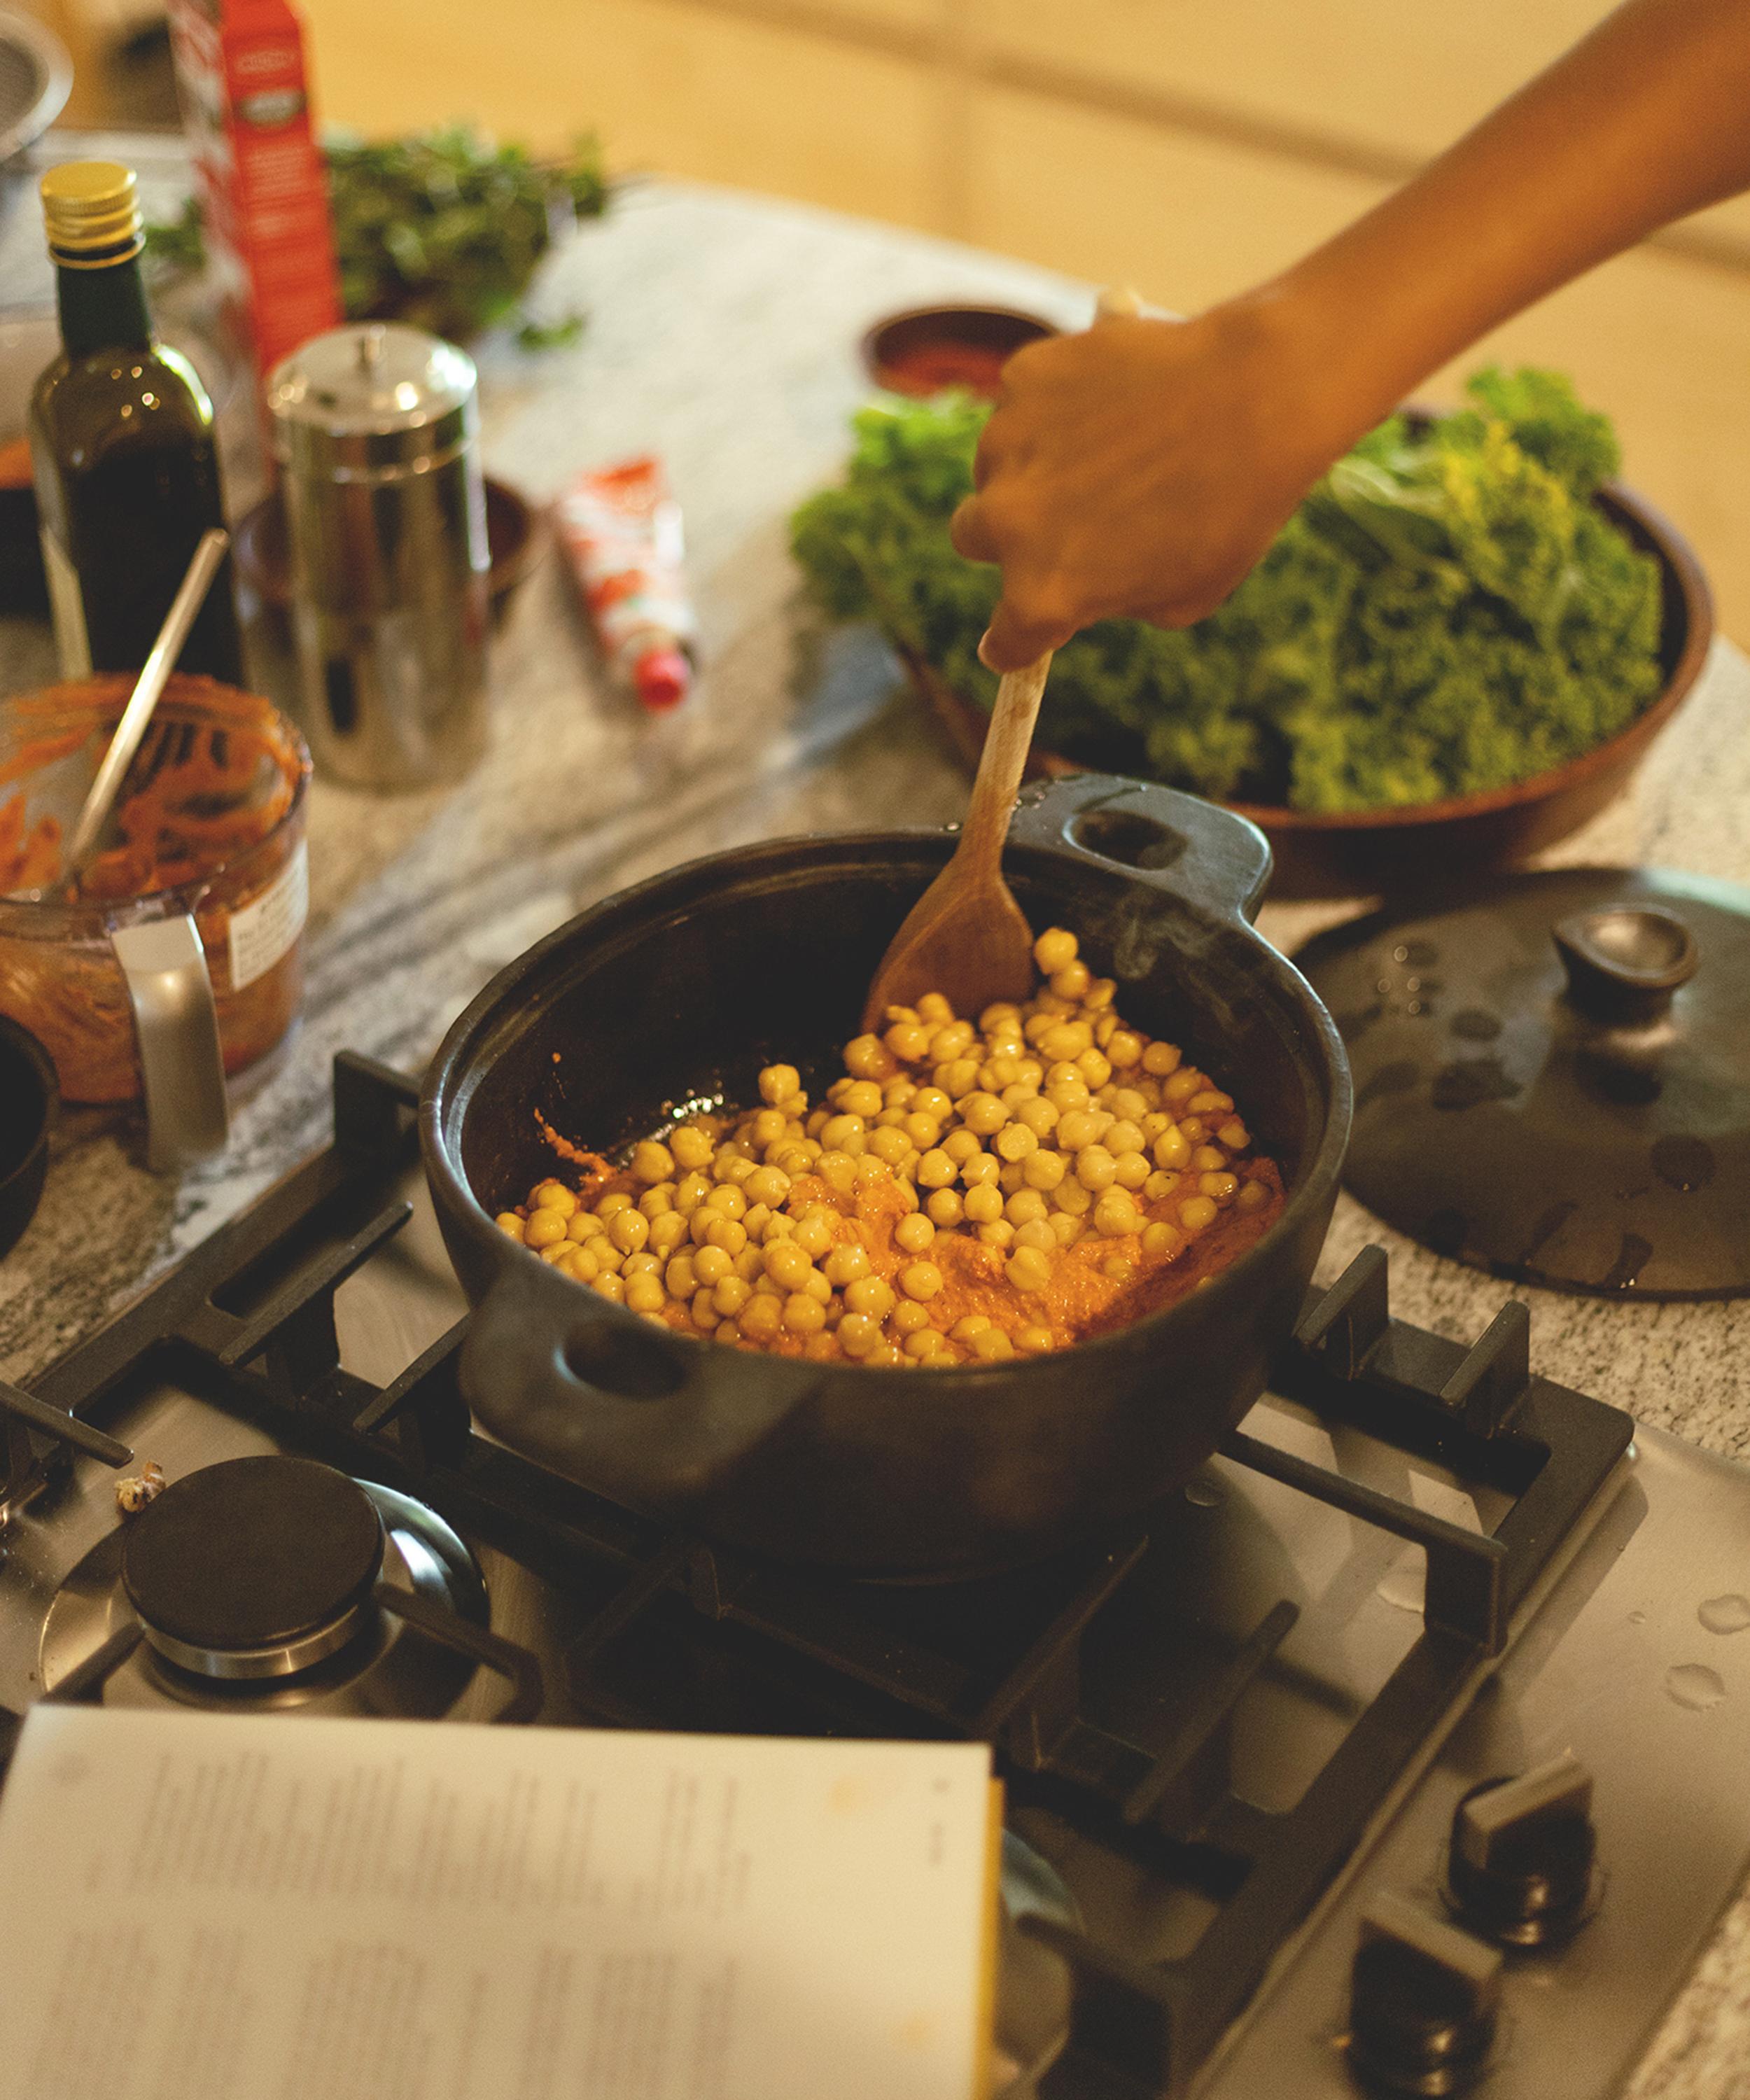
[959,652,1052,872]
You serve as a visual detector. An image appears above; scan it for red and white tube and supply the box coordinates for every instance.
[553,455,696,710]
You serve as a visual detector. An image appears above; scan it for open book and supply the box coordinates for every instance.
[0,1707,1000,2100]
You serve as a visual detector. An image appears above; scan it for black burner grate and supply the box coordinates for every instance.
[0,1054,1634,2098]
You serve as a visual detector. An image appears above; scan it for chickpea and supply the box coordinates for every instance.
[1144,1170,1180,1203]
[690,1244,730,1288]
[1007,1246,1052,1293]
[1050,1212,1083,1247]
[1077,1049,1113,1090]
[666,1254,697,1298]
[994,1121,1039,1162]
[941,1128,983,1164]
[1105,1030,1144,1069]
[1016,1324,1054,1354]
[1200,1171,1240,1203]
[794,1212,834,1259]
[1014,1218,1057,1253]
[963,1184,1004,1225]
[1142,1220,1185,1259]
[1094,1191,1140,1238]
[609,1209,650,1255]
[1177,1118,1208,1146]
[740,1294,783,1342]
[525,1210,568,1250]
[540,1241,573,1265]
[916,993,954,1024]
[824,1241,872,1287]
[567,1210,606,1242]
[844,1033,898,1081]
[624,1274,666,1315]
[961,1152,1000,1189]
[1112,1153,1152,1191]
[904,1329,947,1362]
[1022,1149,1068,1193]
[1102,1256,1137,1286]
[899,1261,943,1302]
[1040,1020,1093,1063]
[1033,927,1078,973]
[937,1058,982,1099]
[956,1091,1005,1137]
[1142,1040,1182,1077]
[759,1064,801,1105]
[670,1126,716,1174]
[1236,1177,1270,1213]
[495,1211,526,1242]
[531,1181,578,1217]
[1053,1176,1092,1217]
[1049,960,1091,1002]
[1076,1146,1119,1192]
[1189,1089,1234,1116]
[1056,1110,1104,1152]
[867,1126,911,1166]
[816,1152,857,1195]
[1219,1119,1250,1152]
[885,1020,932,1063]
[1004,1188,1048,1226]
[713,1275,752,1318]
[841,1081,886,1119]
[1180,1196,1219,1231]
[592,1272,626,1303]
[1014,1096,1059,1138]
[783,1292,827,1336]
[1154,1127,1191,1170]
[904,1112,943,1149]
[844,1275,897,1320]
[916,1147,956,1189]
[839,1314,881,1357]
[894,1212,936,1255]
[926,1187,965,1228]
[969,1326,1016,1363]
[564,1247,601,1283]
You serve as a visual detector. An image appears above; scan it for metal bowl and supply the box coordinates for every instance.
[0,11,70,169]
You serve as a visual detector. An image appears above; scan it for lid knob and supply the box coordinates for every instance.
[1553,904,1698,1022]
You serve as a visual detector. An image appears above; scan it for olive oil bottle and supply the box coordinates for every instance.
[29,160,244,684]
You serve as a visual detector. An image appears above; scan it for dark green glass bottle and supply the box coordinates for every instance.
[28,160,244,685]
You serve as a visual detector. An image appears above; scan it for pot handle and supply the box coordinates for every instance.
[1006,773,1273,924]
[111,913,230,1172]
[458,1251,805,1508]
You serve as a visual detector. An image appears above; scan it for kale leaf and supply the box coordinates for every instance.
[789,368,1664,813]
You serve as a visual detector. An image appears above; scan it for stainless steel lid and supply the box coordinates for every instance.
[265,321,479,481]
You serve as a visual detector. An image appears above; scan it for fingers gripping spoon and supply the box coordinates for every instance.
[861,288,1142,1034]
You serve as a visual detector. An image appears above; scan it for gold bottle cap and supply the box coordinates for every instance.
[41,161,142,266]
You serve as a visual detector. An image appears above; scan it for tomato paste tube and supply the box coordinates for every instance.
[553,456,696,710]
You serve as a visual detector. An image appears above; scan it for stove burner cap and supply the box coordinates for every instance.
[122,1456,384,1679]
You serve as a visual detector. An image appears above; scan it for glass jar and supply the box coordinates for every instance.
[0,673,310,1106]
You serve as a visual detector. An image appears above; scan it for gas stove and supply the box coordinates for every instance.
[2,1054,1747,2100]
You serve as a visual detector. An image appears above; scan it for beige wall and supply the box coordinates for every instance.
[28,0,1750,634]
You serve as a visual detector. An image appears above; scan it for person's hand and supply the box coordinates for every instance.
[948,297,1357,672]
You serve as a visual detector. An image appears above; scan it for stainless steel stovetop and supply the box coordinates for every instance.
[2,1060,1748,2100]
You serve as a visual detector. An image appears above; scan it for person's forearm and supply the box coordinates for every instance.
[1251,0,1750,445]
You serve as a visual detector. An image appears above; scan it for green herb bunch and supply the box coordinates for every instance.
[148,127,609,351]
[789,367,1665,812]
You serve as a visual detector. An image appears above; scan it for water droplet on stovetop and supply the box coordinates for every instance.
[1183,1476,1222,1508]
[1377,1557,1426,1614]
[1628,1609,1647,1625]
[1699,1594,1750,1635]
[1666,1663,1727,1712]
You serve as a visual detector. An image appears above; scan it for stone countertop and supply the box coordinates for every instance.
[2,172,1748,2097]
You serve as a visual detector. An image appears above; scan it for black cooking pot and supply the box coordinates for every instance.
[421,774,1352,1577]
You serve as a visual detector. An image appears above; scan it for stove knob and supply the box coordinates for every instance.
[1348,1892,1502,2098]
[1446,1754,1597,1947]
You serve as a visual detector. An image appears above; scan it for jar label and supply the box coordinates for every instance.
[227,839,308,992]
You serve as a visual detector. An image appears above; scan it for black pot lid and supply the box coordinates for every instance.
[1296,867,1750,1299]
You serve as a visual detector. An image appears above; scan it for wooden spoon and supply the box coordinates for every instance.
[861,285,1143,1034]
[862,650,1053,1031]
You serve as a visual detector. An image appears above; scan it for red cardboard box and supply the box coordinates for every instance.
[167,0,341,382]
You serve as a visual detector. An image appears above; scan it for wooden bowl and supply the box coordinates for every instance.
[235,475,543,629]
[917,476,1712,899]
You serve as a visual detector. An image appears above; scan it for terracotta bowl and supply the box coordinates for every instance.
[861,304,1059,400]
[235,475,542,630]
[918,476,1712,899]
